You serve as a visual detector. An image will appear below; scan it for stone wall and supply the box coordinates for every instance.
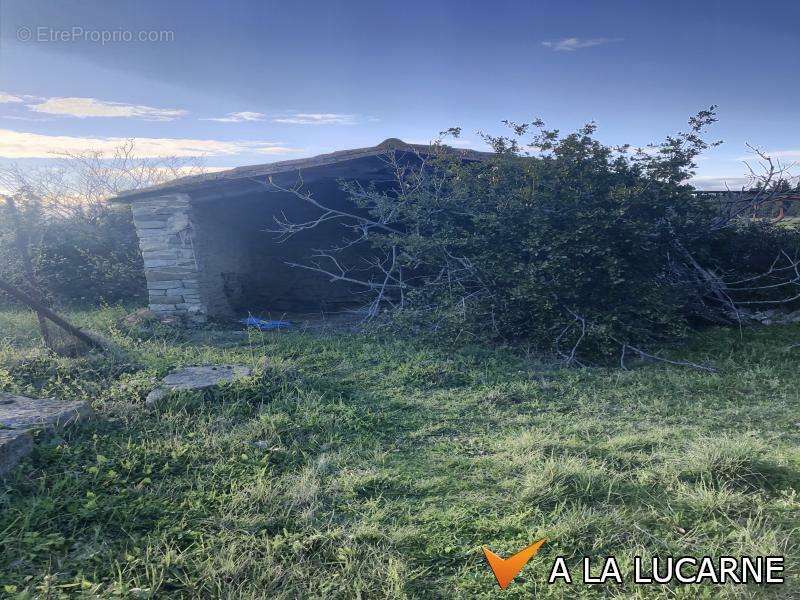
[130,194,207,322]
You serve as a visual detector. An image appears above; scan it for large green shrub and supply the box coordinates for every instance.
[277,110,800,361]
[360,125,717,356]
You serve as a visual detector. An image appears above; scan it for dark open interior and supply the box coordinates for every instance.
[189,158,394,318]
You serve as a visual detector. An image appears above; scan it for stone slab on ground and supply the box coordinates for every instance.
[146,365,252,406]
[0,393,92,475]
[0,429,34,475]
[0,392,92,430]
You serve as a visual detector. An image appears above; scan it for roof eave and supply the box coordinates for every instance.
[111,139,490,203]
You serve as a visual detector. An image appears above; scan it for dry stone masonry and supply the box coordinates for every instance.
[131,193,207,322]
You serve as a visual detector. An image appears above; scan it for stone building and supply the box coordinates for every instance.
[113,139,485,321]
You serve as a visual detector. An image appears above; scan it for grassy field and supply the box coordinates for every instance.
[0,306,798,598]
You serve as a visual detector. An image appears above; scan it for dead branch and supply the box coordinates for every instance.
[710,146,800,230]
[251,171,403,238]
[557,303,717,373]
[619,342,717,373]
[554,311,586,366]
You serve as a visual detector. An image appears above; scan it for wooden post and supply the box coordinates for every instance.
[0,277,107,351]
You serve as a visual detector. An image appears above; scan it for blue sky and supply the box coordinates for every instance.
[0,0,798,188]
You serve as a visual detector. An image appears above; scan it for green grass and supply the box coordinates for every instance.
[0,306,798,598]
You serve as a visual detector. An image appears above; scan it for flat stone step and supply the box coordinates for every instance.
[0,392,92,476]
[146,365,252,406]
[0,393,91,430]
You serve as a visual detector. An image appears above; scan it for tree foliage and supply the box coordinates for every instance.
[0,141,205,307]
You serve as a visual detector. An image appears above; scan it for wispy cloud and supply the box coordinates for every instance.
[201,111,266,123]
[0,92,24,104]
[0,129,298,158]
[2,92,364,128]
[273,112,356,125]
[690,175,754,190]
[0,115,54,122]
[29,97,187,121]
[736,149,800,161]
[541,37,622,52]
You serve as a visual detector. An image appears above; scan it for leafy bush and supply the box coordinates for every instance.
[0,201,145,307]
[367,128,714,356]
[276,110,800,361]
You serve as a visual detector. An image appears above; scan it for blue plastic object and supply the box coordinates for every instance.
[239,316,292,331]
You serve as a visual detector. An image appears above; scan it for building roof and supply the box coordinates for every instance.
[112,138,491,202]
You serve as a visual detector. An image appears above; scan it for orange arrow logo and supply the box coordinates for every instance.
[482,539,547,589]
